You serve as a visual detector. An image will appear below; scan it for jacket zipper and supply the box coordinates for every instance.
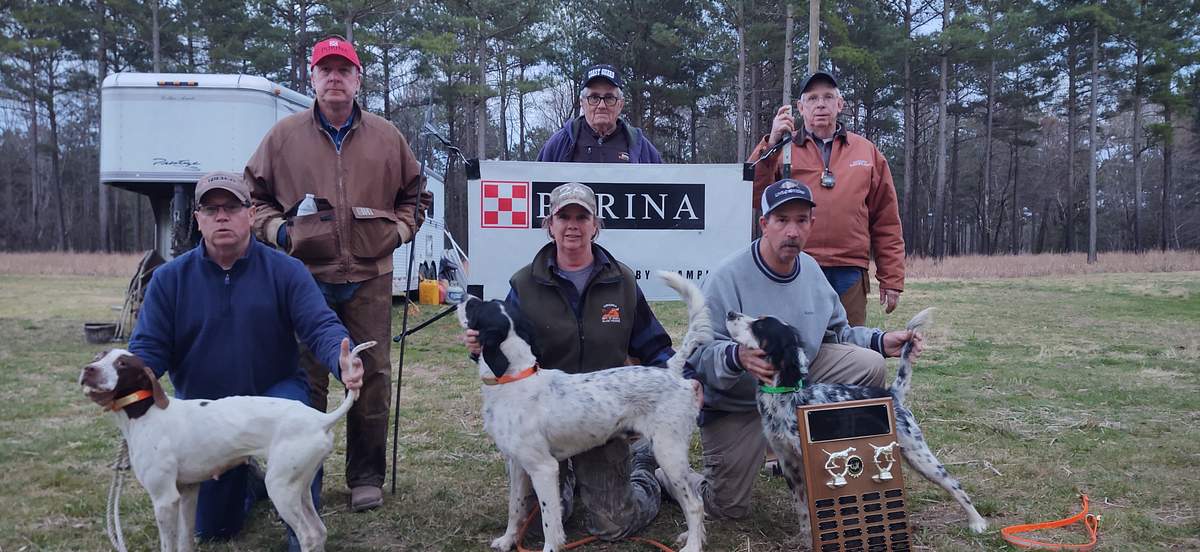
[319,127,349,276]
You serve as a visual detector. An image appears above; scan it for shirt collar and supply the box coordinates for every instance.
[799,123,847,146]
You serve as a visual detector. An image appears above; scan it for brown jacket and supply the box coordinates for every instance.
[246,101,427,283]
[747,126,905,291]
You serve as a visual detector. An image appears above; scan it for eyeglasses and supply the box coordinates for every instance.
[196,202,250,217]
[584,94,620,107]
[801,93,840,105]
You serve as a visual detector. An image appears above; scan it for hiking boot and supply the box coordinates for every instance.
[350,485,383,512]
[630,438,658,476]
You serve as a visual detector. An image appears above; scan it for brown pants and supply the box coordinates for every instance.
[839,267,870,327]
[301,272,392,489]
[699,343,885,519]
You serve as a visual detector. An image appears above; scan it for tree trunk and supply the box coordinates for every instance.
[1011,145,1019,255]
[933,52,948,259]
[518,63,527,160]
[98,0,111,252]
[736,6,746,159]
[382,46,392,120]
[30,95,40,244]
[498,52,510,160]
[1161,105,1173,251]
[476,35,487,159]
[1065,40,1077,252]
[1088,25,1099,263]
[949,110,960,256]
[901,0,915,254]
[46,77,66,251]
[981,58,995,254]
[151,0,161,72]
[1132,50,1144,251]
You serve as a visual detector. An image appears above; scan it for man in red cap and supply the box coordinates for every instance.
[245,34,430,513]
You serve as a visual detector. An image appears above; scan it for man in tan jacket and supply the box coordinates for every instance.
[245,35,427,512]
[747,71,905,326]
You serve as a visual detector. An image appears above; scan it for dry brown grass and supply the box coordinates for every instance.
[904,250,1200,280]
[6,249,1200,282]
[0,252,145,277]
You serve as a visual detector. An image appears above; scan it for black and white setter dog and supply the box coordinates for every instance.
[457,271,710,552]
[726,308,987,541]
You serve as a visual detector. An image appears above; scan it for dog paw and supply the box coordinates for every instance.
[490,534,515,551]
[969,517,988,533]
[673,531,689,547]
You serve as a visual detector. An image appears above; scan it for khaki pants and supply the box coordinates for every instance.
[699,343,885,519]
[301,272,393,489]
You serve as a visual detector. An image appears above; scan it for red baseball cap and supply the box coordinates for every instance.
[310,36,362,70]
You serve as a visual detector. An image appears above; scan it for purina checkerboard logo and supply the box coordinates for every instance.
[481,181,530,228]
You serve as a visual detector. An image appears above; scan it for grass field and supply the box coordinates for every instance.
[1,255,1198,551]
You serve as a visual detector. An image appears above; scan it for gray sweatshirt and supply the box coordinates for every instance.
[688,240,885,425]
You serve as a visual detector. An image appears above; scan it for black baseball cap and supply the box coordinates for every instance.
[581,64,623,90]
[761,179,817,216]
[799,71,838,94]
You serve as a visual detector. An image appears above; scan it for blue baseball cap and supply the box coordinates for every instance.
[761,179,817,216]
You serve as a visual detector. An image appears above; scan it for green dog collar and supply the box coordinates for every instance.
[759,384,802,394]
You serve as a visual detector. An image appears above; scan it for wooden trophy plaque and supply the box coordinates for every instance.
[795,397,911,552]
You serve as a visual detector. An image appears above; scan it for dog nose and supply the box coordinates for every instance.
[727,311,740,321]
[79,365,96,384]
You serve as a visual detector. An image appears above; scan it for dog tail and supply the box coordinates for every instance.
[890,308,934,404]
[657,271,713,377]
[323,341,376,428]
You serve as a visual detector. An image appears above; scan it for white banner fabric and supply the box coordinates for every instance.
[467,161,750,301]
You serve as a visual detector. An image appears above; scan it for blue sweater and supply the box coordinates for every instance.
[129,237,350,400]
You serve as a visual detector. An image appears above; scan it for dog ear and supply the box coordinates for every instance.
[480,329,510,379]
[141,366,170,409]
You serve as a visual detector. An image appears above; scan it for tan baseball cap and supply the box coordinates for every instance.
[194,171,250,205]
[548,182,598,216]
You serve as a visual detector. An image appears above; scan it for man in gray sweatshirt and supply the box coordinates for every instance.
[676,178,923,520]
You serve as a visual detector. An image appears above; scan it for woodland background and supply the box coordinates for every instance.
[1,0,1198,259]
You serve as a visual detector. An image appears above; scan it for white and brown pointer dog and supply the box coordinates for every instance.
[79,342,375,552]
[726,308,987,543]
[457,271,711,552]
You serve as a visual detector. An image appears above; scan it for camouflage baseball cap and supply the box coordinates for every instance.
[548,182,597,216]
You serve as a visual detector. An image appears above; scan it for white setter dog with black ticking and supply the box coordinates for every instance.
[725,308,988,542]
[457,271,711,552]
[79,342,375,552]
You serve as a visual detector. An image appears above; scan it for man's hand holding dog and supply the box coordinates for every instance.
[736,344,776,385]
[882,330,924,359]
[339,337,365,391]
[463,329,481,356]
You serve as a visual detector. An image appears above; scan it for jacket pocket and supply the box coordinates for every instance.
[289,208,339,263]
[350,207,401,260]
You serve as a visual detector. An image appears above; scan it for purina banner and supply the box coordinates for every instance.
[468,161,749,301]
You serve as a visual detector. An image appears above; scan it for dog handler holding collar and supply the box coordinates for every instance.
[463,182,702,541]
[128,171,364,551]
[663,178,922,521]
[747,71,905,326]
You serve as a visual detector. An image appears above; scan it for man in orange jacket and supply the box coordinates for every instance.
[747,72,905,325]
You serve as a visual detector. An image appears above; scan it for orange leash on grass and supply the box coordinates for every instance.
[1001,494,1100,551]
[514,505,676,552]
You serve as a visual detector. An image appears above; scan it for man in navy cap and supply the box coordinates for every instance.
[537,64,662,163]
[661,178,922,520]
[747,71,906,327]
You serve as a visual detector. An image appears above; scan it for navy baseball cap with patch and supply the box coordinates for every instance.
[581,64,623,90]
[761,178,817,216]
[799,71,838,94]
